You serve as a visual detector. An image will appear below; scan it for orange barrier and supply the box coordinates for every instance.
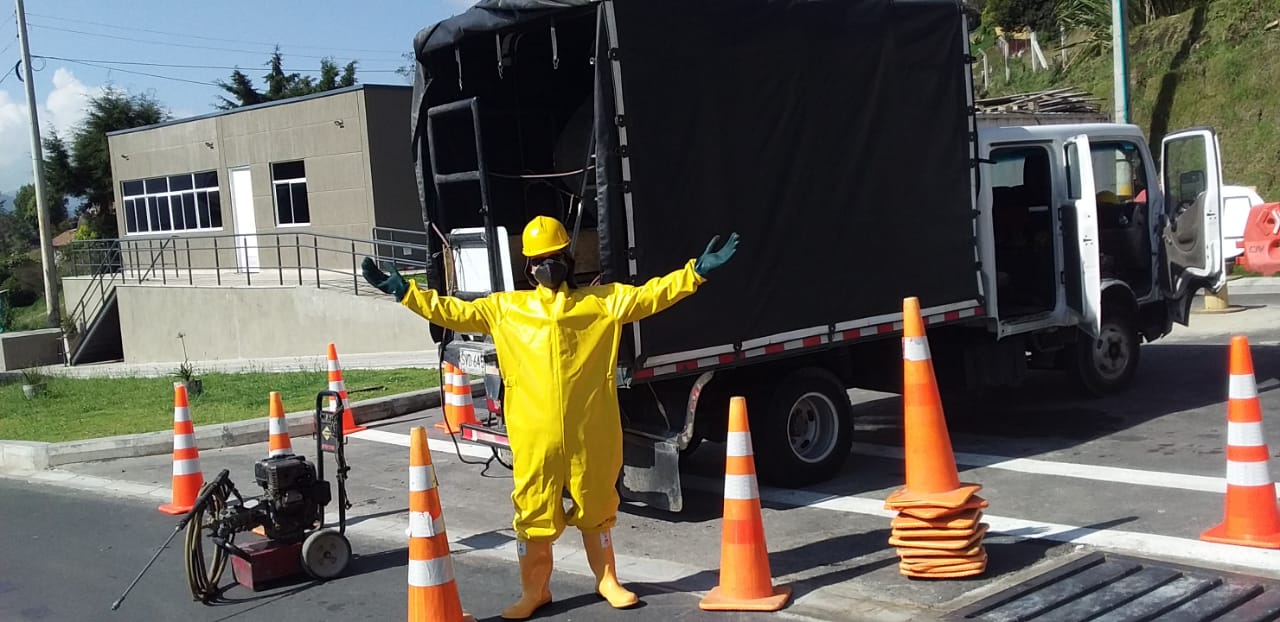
[699,396,792,612]
[407,426,475,622]
[267,391,293,457]
[1201,336,1280,549]
[327,343,366,435]
[883,297,989,579]
[436,361,479,433]
[1237,203,1280,276]
[159,383,205,515]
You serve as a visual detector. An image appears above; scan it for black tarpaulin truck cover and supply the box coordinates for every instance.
[411,0,982,370]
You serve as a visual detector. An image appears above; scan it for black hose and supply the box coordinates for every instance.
[183,478,232,602]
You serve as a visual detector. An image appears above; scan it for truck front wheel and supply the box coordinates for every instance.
[751,368,854,486]
[1071,309,1140,397]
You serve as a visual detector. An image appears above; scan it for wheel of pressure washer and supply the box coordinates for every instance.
[300,529,351,580]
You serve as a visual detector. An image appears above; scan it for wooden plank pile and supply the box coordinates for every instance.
[975,87,1103,114]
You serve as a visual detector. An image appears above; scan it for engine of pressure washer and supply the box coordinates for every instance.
[224,454,331,541]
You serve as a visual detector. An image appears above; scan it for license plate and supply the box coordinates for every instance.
[458,349,485,375]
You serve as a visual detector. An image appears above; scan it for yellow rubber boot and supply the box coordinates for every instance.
[501,540,553,620]
[583,530,638,608]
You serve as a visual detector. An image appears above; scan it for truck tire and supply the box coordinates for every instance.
[1071,308,1140,397]
[751,368,854,486]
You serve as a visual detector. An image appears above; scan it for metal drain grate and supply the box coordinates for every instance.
[944,551,1280,622]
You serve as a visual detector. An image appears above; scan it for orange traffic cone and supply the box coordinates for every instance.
[327,343,366,435]
[884,297,988,579]
[436,362,480,433]
[267,391,293,457]
[407,426,475,622]
[159,383,204,515]
[699,396,791,612]
[884,296,982,510]
[1201,335,1280,549]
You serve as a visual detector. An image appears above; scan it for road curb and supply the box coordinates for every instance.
[0,381,484,471]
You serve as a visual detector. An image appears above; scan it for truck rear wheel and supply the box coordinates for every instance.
[1071,308,1140,397]
[751,368,853,486]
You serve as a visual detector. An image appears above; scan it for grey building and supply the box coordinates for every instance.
[57,84,438,368]
[104,84,422,273]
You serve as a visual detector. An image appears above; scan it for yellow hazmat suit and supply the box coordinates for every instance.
[365,216,736,619]
[399,259,704,539]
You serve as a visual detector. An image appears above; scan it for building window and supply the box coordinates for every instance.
[272,160,310,226]
[121,171,222,234]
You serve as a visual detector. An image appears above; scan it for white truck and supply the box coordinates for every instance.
[403,0,1225,512]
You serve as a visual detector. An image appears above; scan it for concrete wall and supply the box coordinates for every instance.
[0,329,63,371]
[106,86,424,276]
[115,284,437,364]
[366,87,422,233]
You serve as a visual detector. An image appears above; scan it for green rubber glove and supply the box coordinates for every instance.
[695,232,739,277]
[361,257,409,301]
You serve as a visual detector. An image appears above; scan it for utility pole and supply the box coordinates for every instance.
[15,0,61,328]
[1112,0,1131,124]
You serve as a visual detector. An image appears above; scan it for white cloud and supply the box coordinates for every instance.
[44,68,103,140]
[0,67,104,194]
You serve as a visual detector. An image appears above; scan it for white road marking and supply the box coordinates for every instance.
[849,442,1269,496]
[348,428,493,460]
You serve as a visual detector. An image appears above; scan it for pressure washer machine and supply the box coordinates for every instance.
[113,391,354,609]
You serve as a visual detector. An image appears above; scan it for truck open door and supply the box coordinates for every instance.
[1064,134,1103,338]
[1160,128,1226,325]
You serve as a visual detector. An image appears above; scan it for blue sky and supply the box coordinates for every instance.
[0,0,471,197]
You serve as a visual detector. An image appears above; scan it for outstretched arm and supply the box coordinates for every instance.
[362,258,496,334]
[606,233,739,324]
[606,259,705,325]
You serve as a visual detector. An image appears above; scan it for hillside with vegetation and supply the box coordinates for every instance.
[970,0,1280,200]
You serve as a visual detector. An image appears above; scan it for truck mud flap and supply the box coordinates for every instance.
[944,551,1280,621]
[619,430,683,513]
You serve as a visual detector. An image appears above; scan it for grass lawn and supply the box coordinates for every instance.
[0,368,441,443]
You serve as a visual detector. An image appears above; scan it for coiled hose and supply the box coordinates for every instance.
[183,477,233,602]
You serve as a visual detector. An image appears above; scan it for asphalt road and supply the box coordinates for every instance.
[6,294,1280,622]
[0,478,815,622]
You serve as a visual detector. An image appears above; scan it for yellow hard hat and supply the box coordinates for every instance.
[521,215,570,257]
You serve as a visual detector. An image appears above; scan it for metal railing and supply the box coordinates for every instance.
[59,230,433,365]
[65,230,432,294]
[64,243,125,360]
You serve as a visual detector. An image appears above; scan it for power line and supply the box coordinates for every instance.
[25,22,404,62]
[32,54,405,74]
[26,11,408,56]
[50,56,218,86]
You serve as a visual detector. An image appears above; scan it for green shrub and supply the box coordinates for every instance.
[1,277,37,308]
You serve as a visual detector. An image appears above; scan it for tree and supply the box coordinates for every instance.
[984,0,1062,32]
[215,47,358,110]
[0,210,33,257]
[57,88,170,238]
[13,183,67,234]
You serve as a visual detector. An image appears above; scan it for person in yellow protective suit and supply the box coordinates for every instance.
[361,216,738,619]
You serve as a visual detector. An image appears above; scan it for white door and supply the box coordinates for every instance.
[1063,134,1102,338]
[229,167,260,273]
[1160,128,1226,325]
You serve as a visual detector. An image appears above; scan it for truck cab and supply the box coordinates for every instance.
[976,123,1226,395]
